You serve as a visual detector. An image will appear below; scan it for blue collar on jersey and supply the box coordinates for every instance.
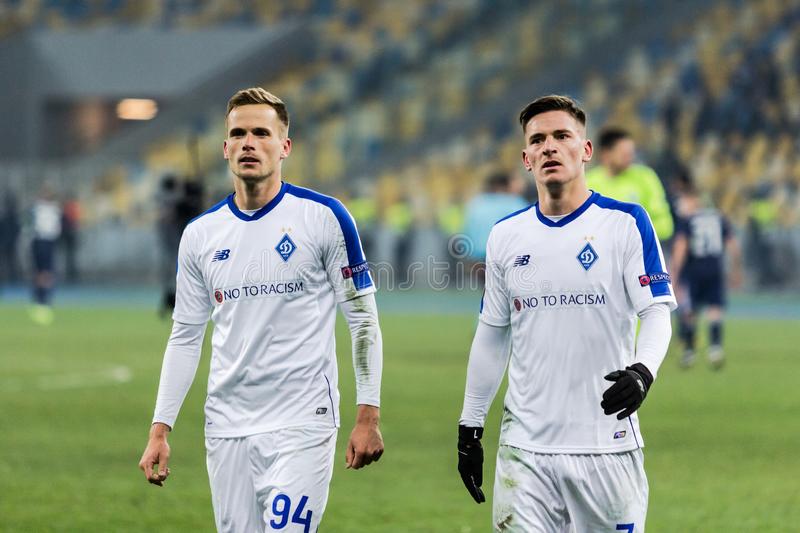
[226,181,289,221]
[534,190,599,227]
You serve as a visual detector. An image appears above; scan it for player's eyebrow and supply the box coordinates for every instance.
[228,126,272,137]
[528,129,573,144]
[528,133,545,144]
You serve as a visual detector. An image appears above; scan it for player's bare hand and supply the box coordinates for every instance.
[346,405,384,470]
[139,422,172,487]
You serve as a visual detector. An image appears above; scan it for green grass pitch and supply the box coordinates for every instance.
[0,305,798,531]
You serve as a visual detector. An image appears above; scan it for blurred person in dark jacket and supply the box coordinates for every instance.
[157,175,182,317]
[0,187,22,288]
[157,176,206,317]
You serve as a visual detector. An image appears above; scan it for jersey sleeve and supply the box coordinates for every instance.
[172,224,212,325]
[479,228,510,326]
[322,199,376,302]
[622,206,678,312]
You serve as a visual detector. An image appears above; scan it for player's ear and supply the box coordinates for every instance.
[582,139,593,163]
[223,140,229,160]
[280,137,292,160]
[521,150,533,172]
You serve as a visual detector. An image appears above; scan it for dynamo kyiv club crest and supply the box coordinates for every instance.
[577,242,598,270]
[275,234,297,262]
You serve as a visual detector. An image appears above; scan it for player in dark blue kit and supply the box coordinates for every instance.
[670,183,742,369]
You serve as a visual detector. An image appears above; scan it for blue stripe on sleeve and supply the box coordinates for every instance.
[285,184,373,290]
[594,195,670,297]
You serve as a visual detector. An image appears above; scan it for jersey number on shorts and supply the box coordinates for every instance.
[270,494,312,532]
[616,524,634,533]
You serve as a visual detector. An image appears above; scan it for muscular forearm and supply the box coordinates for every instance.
[459,321,511,427]
[340,293,382,407]
[152,321,206,428]
[634,303,672,379]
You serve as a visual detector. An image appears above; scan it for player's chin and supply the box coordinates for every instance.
[542,168,576,184]
[235,169,271,182]
[537,173,565,186]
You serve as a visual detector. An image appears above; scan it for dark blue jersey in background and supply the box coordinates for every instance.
[675,208,731,276]
[675,208,731,307]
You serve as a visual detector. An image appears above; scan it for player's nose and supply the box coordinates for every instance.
[541,136,557,154]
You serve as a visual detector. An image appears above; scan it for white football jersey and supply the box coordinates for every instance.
[32,200,62,240]
[173,182,376,438]
[480,191,676,453]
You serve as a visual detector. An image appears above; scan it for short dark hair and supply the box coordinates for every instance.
[673,166,697,195]
[226,87,290,133]
[484,170,511,192]
[518,95,586,132]
[597,127,631,150]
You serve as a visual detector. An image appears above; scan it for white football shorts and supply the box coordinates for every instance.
[493,446,648,532]
[205,425,337,533]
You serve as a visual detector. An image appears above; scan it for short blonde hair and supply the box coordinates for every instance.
[226,87,290,133]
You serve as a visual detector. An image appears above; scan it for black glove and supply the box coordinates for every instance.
[601,363,654,420]
[457,425,485,503]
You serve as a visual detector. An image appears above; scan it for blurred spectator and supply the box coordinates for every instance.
[176,180,205,228]
[0,187,22,287]
[157,175,183,317]
[346,192,378,262]
[461,169,527,280]
[387,195,414,287]
[586,127,674,241]
[157,176,206,316]
[29,184,62,325]
[60,193,82,283]
[745,189,783,289]
[670,180,742,369]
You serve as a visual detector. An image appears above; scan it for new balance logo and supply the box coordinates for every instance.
[212,249,231,262]
[513,255,531,267]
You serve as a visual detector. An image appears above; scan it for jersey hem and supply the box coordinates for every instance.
[499,438,644,454]
[204,418,339,439]
[171,312,209,325]
[638,295,677,312]
[478,315,509,327]
[355,399,381,407]
[336,286,377,303]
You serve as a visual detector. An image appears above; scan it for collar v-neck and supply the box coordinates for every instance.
[227,181,289,222]
[534,191,598,227]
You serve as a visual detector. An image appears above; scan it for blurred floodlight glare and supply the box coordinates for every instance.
[116,98,158,120]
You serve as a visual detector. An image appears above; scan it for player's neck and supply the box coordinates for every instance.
[538,182,591,217]
[232,175,282,210]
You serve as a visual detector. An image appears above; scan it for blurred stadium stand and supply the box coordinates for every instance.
[0,0,797,288]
